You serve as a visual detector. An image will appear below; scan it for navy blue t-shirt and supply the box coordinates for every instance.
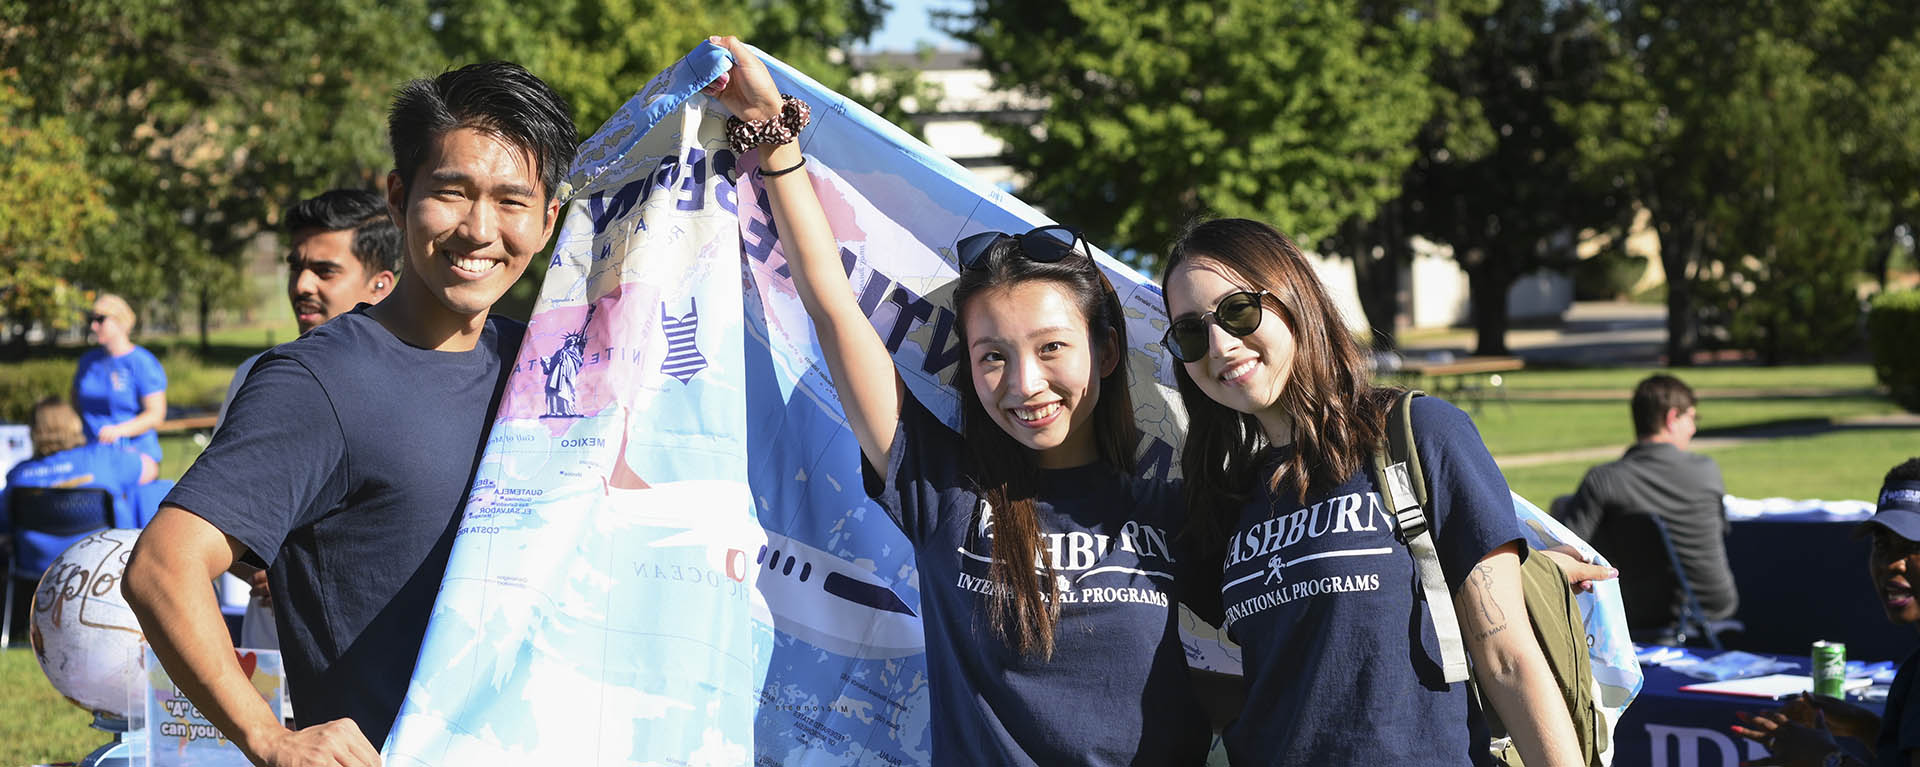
[864,393,1209,766]
[166,308,523,746]
[1187,396,1522,767]
[1879,650,1920,766]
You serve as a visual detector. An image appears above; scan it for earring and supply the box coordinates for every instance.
[376,282,386,290]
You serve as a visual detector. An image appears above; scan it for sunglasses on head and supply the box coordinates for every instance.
[955,225,1084,271]
[1161,290,1271,363]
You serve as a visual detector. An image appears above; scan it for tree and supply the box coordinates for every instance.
[1860,37,1920,289]
[1397,0,1617,355]
[1564,0,1919,363]
[953,0,1445,266]
[1,0,435,348]
[1693,32,1874,362]
[0,68,116,353]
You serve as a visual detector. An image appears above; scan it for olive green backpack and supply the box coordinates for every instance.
[1371,390,1604,767]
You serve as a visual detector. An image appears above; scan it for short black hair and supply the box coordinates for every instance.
[1887,458,1920,486]
[1631,374,1696,438]
[284,189,401,276]
[388,60,576,202]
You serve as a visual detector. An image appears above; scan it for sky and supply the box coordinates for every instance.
[860,0,969,53]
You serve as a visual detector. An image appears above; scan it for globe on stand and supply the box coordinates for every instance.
[29,528,150,767]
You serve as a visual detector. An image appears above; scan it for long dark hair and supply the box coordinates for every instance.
[1160,218,1397,554]
[951,235,1137,660]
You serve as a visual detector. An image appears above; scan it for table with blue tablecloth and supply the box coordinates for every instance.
[1616,647,1893,767]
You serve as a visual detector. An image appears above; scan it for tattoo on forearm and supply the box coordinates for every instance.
[1468,562,1508,641]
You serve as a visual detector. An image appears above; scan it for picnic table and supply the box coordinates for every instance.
[156,414,218,443]
[1381,355,1524,413]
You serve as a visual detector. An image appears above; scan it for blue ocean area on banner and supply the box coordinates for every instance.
[383,41,1640,766]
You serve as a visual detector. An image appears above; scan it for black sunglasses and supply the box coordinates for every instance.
[1161,290,1271,363]
[87,314,108,324]
[954,225,1084,271]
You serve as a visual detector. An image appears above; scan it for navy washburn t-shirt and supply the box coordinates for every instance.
[863,392,1210,766]
[166,307,523,747]
[1186,396,1522,767]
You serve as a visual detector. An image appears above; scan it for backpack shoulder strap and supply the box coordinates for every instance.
[1373,390,1471,684]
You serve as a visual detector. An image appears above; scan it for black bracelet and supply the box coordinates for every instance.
[759,156,807,178]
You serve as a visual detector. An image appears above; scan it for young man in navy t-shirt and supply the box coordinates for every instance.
[122,62,576,767]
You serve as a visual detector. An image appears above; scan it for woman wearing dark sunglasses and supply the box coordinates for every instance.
[73,292,168,464]
[706,35,1209,765]
[1158,218,1583,766]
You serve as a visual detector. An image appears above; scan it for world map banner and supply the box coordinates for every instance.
[382,41,1188,766]
[383,41,1637,766]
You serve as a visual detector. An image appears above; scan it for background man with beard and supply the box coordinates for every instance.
[212,189,401,652]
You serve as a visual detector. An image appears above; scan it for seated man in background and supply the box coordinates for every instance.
[212,188,401,651]
[1558,374,1739,625]
[1731,458,1920,767]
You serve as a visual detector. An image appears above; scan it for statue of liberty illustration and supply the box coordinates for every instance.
[541,305,595,418]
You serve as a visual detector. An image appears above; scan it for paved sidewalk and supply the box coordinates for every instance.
[1400,301,1668,366]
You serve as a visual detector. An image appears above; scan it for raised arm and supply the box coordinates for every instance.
[124,507,378,767]
[707,35,904,471]
[1454,542,1583,767]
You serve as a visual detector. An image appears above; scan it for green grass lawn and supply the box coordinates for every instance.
[1466,393,1904,457]
[0,649,108,767]
[1503,425,1920,505]
[1489,364,1880,392]
[158,433,209,482]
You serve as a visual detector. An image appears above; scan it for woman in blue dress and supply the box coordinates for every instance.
[704,36,1210,766]
[72,293,167,463]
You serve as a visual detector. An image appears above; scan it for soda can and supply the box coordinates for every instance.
[1812,640,1847,698]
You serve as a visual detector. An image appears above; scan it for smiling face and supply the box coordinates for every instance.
[1163,258,1296,442]
[1868,525,1920,625]
[386,126,558,325]
[287,228,390,333]
[962,280,1117,468]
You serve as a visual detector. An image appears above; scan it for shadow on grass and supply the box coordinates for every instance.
[1698,416,1920,441]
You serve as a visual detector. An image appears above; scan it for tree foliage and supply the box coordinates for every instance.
[955,0,1449,265]
[1564,0,1919,362]
[0,68,115,343]
[0,0,896,340]
[1398,0,1616,354]
[1,0,435,347]
[1692,32,1874,362]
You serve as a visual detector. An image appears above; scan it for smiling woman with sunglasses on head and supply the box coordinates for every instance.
[705,36,1210,766]
[1160,218,1584,767]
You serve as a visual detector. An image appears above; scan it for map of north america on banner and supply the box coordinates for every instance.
[384,42,1638,766]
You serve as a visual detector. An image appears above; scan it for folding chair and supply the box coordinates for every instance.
[1589,509,1737,650]
[3,486,116,647]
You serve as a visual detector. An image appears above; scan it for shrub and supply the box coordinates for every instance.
[1870,290,1920,412]
[0,359,80,424]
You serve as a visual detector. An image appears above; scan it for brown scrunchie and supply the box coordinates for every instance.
[726,94,811,155]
